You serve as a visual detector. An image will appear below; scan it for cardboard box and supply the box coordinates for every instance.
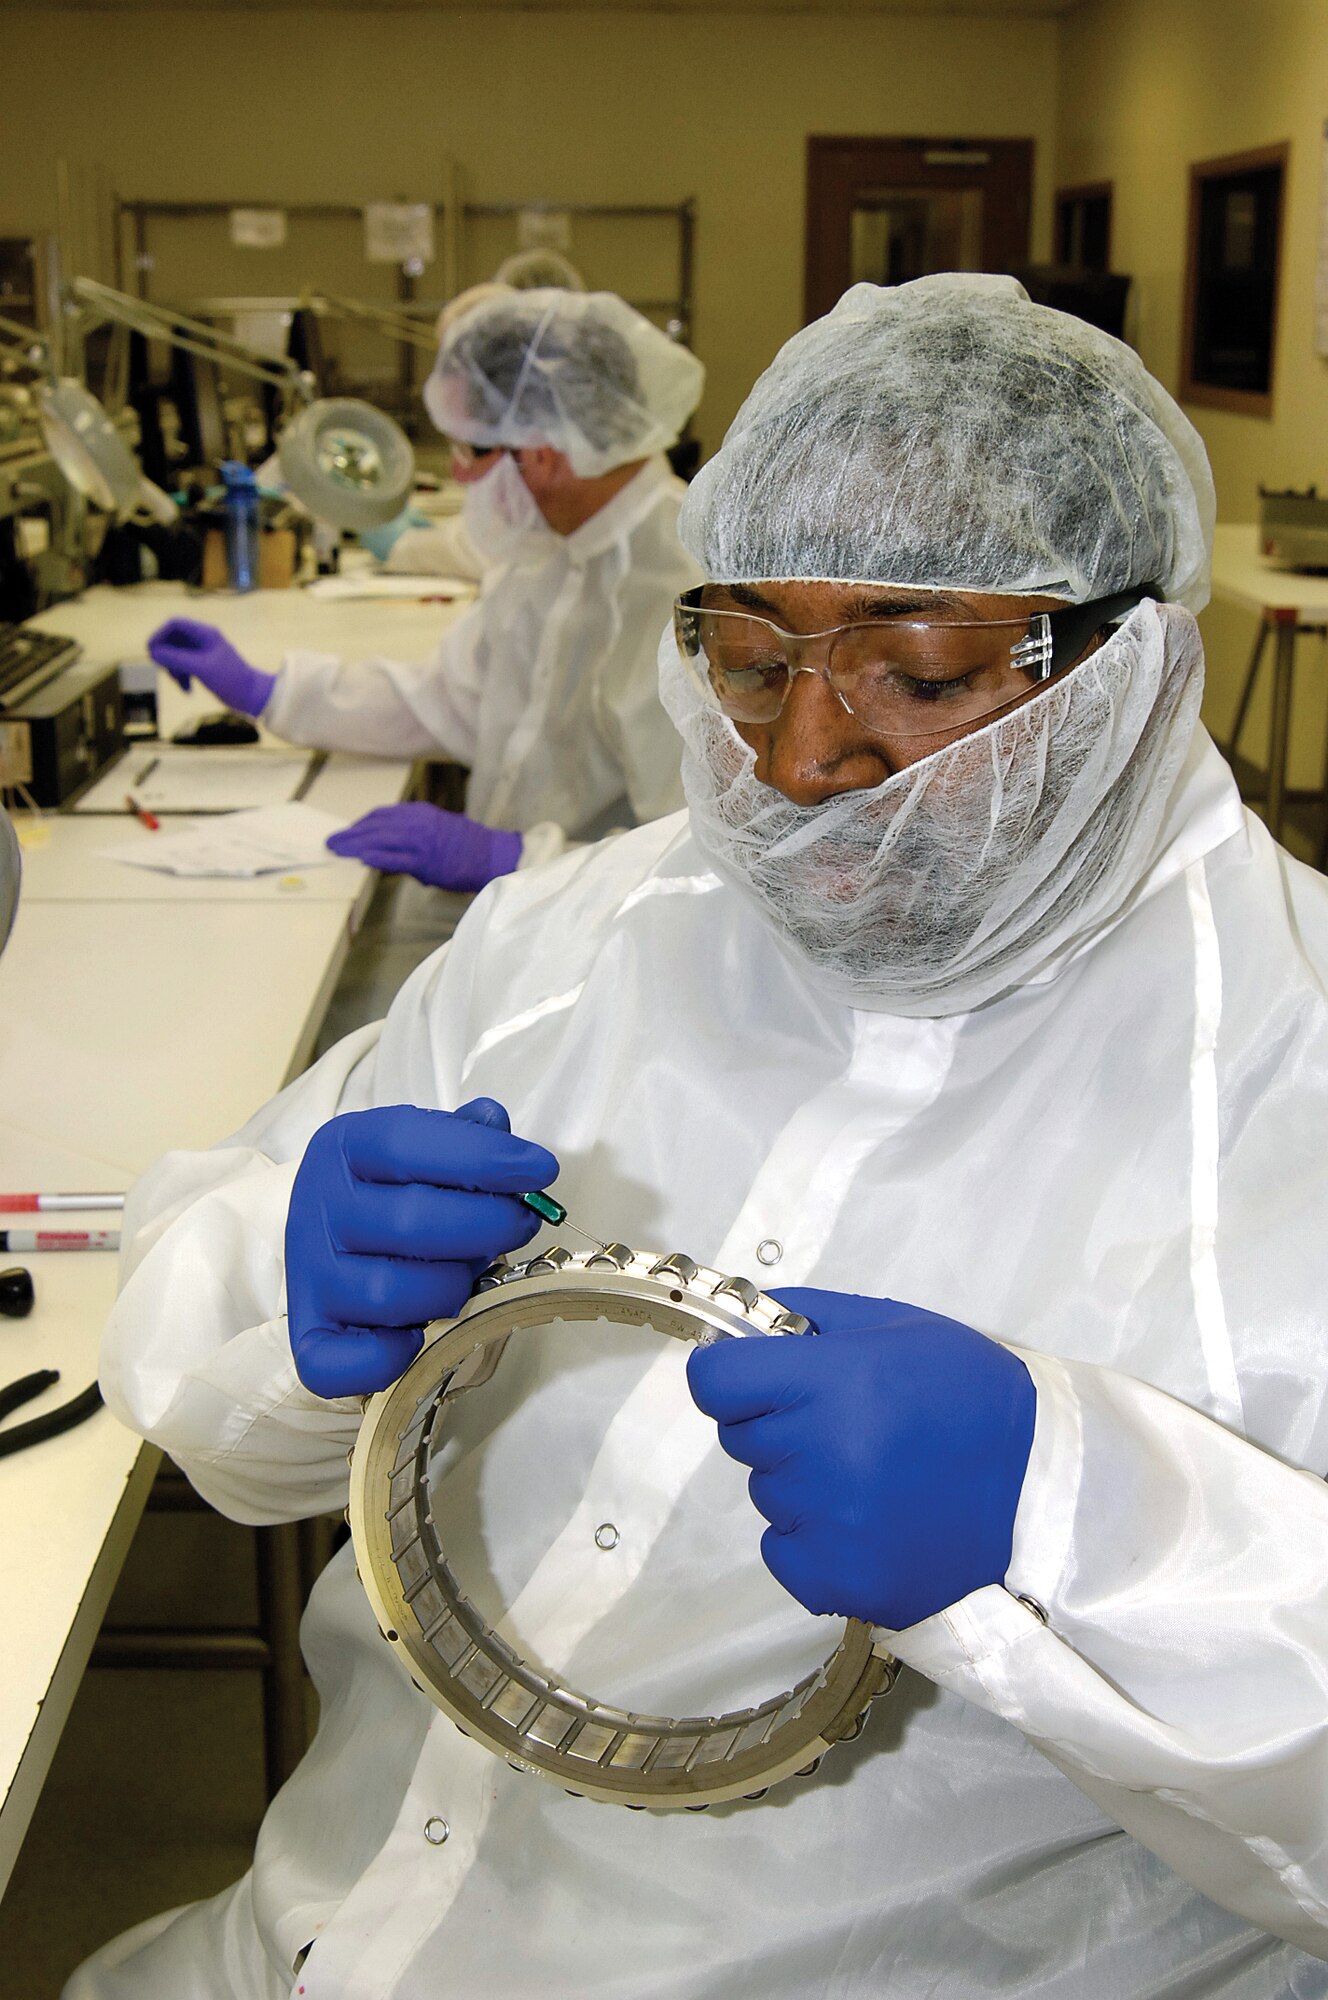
[201,525,299,591]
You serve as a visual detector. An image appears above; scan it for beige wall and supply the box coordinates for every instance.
[0,6,1059,451]
[8,2,1322,787]
[1058,0,1328,786]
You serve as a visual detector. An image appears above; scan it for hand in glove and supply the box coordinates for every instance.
[326,802,523,892]
[687,1286,1036,1631]
[147,617,276,716]
[359,507,432,562]
[286,1097,557,1399]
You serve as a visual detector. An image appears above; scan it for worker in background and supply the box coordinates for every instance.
[363,255,589,579]
[74,274,1328,1997]
[147,290,704,892]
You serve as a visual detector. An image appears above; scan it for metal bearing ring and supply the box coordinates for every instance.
[348,1245,898,1810]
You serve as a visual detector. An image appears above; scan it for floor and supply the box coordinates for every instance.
[0,1510,274,1998]
[0,874,465,1999]
[313,870,469,1060]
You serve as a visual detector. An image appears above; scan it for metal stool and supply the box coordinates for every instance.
[1224,614,1328,857]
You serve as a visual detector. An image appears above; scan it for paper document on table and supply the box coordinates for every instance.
[74,746,315,814]
[97,804,345,878]
[304,573,474,602]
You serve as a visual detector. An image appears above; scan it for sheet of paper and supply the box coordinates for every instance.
[364,202,434,266]
[304,573,474,602]
[230,207,287,248]
[74,745,316,815]
[96,803,345,878]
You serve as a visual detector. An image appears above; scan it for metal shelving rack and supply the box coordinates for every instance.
[112,194,696,345]
[461,201,694,343]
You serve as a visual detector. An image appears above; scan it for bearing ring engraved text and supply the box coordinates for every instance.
[348,1245,898,1810]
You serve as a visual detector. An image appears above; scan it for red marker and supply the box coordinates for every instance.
[124,794,160,831]
[0,1229,120,1252]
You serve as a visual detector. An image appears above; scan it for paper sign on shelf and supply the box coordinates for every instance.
[230,208,288,249]
[365,203,435,266]
[517,207,572,252]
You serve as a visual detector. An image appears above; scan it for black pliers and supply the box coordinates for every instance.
[0,1368,103,1459]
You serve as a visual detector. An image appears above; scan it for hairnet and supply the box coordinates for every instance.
[679,274,1214,611]
[660,599,1205,1014]
[493,248,586,292]
[435,281,514,344]
[424,289,705,478]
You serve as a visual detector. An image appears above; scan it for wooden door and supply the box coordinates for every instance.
[805,137,1034,323]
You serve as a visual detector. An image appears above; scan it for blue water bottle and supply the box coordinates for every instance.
[220,460,260,592]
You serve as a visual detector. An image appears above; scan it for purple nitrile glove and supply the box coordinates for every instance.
[286,1097,557,1399]
[146,618,276,717]
[326,802,523,892]
[688,1286,1036,1632]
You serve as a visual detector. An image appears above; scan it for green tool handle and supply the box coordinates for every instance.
[521,1189,567,1227]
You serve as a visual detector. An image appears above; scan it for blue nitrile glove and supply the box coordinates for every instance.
[359,506,432,562]
[146,617,276,716]
[687,1286,1036,1631]
[326,802,523,892]
[285,1097,558,1399]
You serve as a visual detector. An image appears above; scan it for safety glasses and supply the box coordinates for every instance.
[673,585,1153,742]
[450,440,504,472]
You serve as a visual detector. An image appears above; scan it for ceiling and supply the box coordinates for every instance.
[0,0,1083,14]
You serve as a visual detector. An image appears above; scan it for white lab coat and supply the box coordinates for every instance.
[77,726,1328,1997]
[265,456,697,839]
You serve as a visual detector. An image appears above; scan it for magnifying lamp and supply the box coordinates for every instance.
[60,279,418,535]
[0,307,173,524]
[36,378,176,524]
[277,397,415,532]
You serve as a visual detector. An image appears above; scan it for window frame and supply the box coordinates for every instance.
[1053,181,1114,271]
[1179,142,1290,419]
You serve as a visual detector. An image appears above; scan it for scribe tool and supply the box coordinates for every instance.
[519,1190,606,1251]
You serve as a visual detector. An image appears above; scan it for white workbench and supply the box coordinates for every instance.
[0,578,466,1894]
[24,574,464,679]
[1210,524,1328,840]
[17,577,463,903]
[15,760,401,907]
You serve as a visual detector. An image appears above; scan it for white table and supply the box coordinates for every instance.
[15,756,407,907]
[0,578,466,1894]
[0,1139,158,1903]
[1210,524,1328,841]
[24,575,463,680]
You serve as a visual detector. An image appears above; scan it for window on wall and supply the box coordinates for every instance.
[1181,145,1289,417]
[1054,183,1112,271]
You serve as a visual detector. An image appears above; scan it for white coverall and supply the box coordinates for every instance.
[80,726,1328,1997]
[265,456,697,839]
